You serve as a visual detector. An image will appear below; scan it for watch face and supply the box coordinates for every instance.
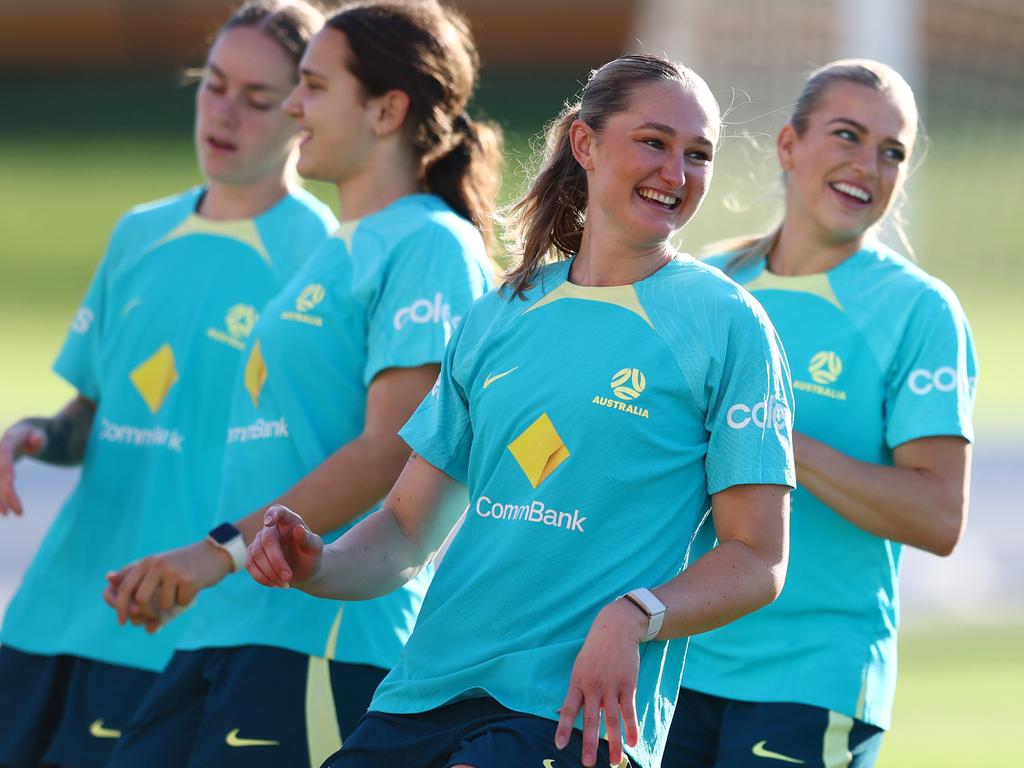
[209,522,241,545]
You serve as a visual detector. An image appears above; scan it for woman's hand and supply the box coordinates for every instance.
[0,421,47,516]
[246,504,324,588]
[104,539,235,632]
[555,598,647,767]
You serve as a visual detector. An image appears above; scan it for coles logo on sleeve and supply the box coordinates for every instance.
[726,398,791,431]
[393,293,460,331]
[71,307,94,334]
[906,366,974,396]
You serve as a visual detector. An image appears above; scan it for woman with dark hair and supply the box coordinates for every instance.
[666,60,977,768]
[0,2,334,766]
[248,53,795,768]
[103,3,502,767]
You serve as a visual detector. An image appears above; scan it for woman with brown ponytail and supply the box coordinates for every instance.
[103,3,502,767]
[247,53,795,768]
[0,2,335,767]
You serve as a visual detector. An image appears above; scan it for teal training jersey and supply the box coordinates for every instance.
[1,187,336,671]
[371,257,796,768]
[684,242,978,729]
[177,194,493,668]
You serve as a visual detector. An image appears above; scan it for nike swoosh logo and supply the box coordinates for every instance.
[752,740,804,764]
[122,298,144,317]
[225,728,280,747]
[89,719,122,739]
[483,366,519,388]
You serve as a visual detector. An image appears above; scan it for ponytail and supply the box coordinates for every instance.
[423,114,504,253]
[504,107,588,298]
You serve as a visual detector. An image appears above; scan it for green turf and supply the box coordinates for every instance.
[878,623,1024,767]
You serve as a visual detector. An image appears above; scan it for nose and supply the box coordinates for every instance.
[660,151,685,190]
[211,93,239,128]
[851,145,879,178]
[282,86,302,119]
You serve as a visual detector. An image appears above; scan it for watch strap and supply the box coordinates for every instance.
[622,587,666,643]
[208,526,247,572]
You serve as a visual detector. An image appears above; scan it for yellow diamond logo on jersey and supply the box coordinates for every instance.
[296,283,325,312]
[226,304,258,339]
[244,340,268,408]
[129,344,179,414]
[507,413,569,489]
[611,367,646,401]
[808,351,843,385]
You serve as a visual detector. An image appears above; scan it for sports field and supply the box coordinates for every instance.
[880,624,1024,767]
[1,131,1020,429]
[1,74,1022,766]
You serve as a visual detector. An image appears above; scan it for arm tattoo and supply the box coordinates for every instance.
[25,397,96,466]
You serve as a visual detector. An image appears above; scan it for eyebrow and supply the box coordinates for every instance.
[299,66,327,81]
[828,117,907,148]
[635,121,715,147]
[208,63,283,94]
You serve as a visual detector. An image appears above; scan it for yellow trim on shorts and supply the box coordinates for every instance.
[305,606,345,768]
[822,710,854,768]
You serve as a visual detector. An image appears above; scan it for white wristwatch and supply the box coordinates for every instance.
[622,588,666,643]
[207,522,247,572]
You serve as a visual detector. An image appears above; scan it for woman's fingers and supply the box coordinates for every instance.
[619,688,639,748]
[554,685,583,750]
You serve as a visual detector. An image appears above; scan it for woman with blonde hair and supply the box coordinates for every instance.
[666,59,977,768]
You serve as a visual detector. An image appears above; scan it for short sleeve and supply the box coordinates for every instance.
[398,317,473,484]
[52,218,126,400]
[704,296,796,494]
[364,225,489,385]
[885,287,977,448]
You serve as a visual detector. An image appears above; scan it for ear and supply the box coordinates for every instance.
[777,124,797,172]
[370,89,411,137]
[568,119,596,171]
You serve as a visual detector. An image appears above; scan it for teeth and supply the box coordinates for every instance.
[832,182,871,203]
[638,188,679,206]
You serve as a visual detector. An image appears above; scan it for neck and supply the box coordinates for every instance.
[569,222,675,287]
[336,144,421,222]
[200,175,290,221]
[768,215,865,276]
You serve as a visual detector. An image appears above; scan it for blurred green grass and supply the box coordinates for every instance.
[1,133,1019,429]
[878,624,1024,767]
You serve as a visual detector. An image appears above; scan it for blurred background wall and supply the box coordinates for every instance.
[1,1,1021,765]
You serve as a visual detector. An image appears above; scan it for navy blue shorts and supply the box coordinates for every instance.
[0,644,157,768]
[323,696,633,768]
[105,645,387,768]
[662,687,884,768]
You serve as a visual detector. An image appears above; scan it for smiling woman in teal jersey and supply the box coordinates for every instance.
[102,3,502,768]
[665,61,977,768]
[246,53,795,768]
[0,2,334,767]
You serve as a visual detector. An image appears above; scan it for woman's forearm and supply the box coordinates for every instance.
[234,429,412,544]
[653,535,786,639]
[793,432,970,555]
[298,505,432,600]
